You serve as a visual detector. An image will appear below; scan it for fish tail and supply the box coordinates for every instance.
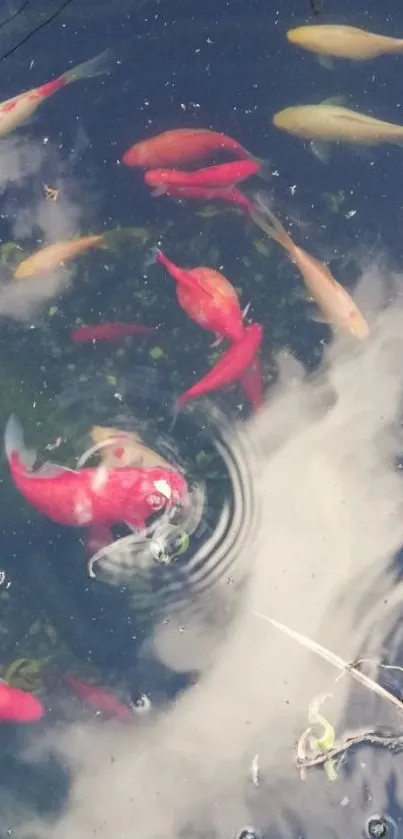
[250,194,294,254]
[166,401,179,432]
[4,415,36,470]
[143,245,161,271]
[250,156,272,182]
[62,48,115,85]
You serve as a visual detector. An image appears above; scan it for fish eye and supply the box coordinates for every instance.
[147,492,165,510]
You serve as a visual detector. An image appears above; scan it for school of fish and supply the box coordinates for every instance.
[1,19,395,722]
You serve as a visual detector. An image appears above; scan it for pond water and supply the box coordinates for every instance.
[1,1,403,838]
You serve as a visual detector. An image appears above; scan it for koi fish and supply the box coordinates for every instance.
[0,680,45,723]
[153,183,254,216]
[144,160,261,191]
[272,98,403,159]
[122,127,253,169]
[14,235,105,279]
[178,323,263,407]
[88,425,174,470]
[71,322,155,342]
[155,249,245,342]
[287,24,403,61]
[251,196,369,339]
[61,673,133,721]
[0,49,113,138]
[4,415,189,552]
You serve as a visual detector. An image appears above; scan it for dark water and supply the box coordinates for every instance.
[0,1,403,838]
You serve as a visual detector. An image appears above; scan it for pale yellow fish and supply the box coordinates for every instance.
[287,24,403,61]
[90,426,174,470]
[0,49,113,138]
[273,99,403,149]
[250,198,369,340]
[14,234,105,279]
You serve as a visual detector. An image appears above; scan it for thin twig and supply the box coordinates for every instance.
[297,730,403,769]
[252,612,403,713]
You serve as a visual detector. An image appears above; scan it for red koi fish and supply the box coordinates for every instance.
[0,680,45,723]
[122,128,253,169]
[71,322,155,342]
[144,160,261,191]
[4,415,188,552]
[154,183,255,217]
[61,673,134,721]
[0,49,113,137]
[178,323,263,408]
[155,249,245,342]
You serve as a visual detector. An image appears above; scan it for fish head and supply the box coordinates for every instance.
[286,26,309,45]
[272,107,299,132]
[145,470,189,514]
[121,146,141,167]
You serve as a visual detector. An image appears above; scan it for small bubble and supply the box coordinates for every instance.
[132,693,152,715]
[237,828,261,839]
[366,814,397,838]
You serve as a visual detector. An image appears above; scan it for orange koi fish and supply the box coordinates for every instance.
[155,249,245,342]
[152,183,255,216]
[178,323,263,407]
[61,673,133,721]
[14,234,105,279]
[122,128,253,168]
[251,197,369,339]
[0,49,113,137]
[144,159,261,191]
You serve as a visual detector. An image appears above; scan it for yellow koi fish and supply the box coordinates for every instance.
[14,235,105,279]
[273,98,403,160]
[287,24,403,62]
[0,49,113,137]
[251,197,369,340]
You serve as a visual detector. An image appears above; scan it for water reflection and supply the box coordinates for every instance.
[2,0,403,837]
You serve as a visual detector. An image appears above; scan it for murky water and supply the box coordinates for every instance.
[0,1,403,838]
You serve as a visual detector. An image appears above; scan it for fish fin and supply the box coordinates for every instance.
[210,334,223,348]
[319,95,347,107]
[63,48,115,85]
[310,141,331,163]
[124,520,145,533]
[35,462,77,477]
[168,400,180,431]
[250,193,294,251]
[150,186,168,197]
[4,415,36,470]
[86,524,113,568]
[310,312,329,324]
[143,246,160,270]
[317,55,335,70]
[255,158,272,183]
